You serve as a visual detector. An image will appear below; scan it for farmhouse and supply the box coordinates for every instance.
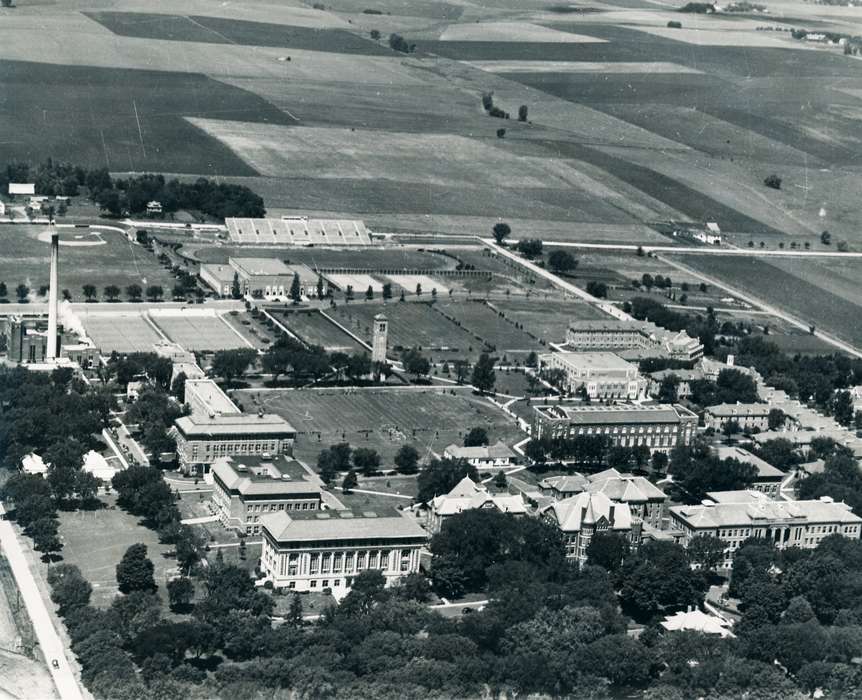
[442,440,516,469]
[539,351,645,399]
[714,446,784,498]
[226,217,371,246]
[566,320,703,362]
[541,491,641,566]
[259,510,426,592]
[210,455,322,535]
[670,491,862,567]
[426,476,527,534]
[532,403,697,453]
[540,468,668,529]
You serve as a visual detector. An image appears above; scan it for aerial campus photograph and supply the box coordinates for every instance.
[1,0,862,699]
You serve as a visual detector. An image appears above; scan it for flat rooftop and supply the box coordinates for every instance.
[541,351,636,371]
[230,257,292,277]
[212,455,318,496]
[185,378,240,415]
[175,412,296,437]
[261,509,427,543]
[534,402,694,424]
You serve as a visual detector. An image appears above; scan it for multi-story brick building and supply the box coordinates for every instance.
[670,491,862,568]
[541,468,668,529]
[210,455,322,535]
[539,351,645,399]
[704,403,772,432]
[259,510,427,592]
[541,491,641,566]
[715,446,784,498]
[565,320,703,362]
[532,403,697,453]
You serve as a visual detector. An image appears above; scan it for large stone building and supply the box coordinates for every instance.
[704,403,772,432]
[5,315,50,364]
[210,455,322,535]
[565,320,703,362]
[539,351,645,399]
[540,467,668,529]
[670,491,862,567]
[171,378,296,473]
[541,491,640,565]
[200,258,323,300]
[532,403,698,453]
[426,476,526,534]
[259,510,426,592]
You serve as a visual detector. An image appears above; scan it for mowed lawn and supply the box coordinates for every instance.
[237,388,525,465]
[0,226,175,296]
[491,298,610,345]
[435,301,543,357]
[676,255,862,350]
[57,497,177,608]
[279,310,365,353]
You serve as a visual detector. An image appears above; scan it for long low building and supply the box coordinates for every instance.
[566,320,703,362]
[670,491,862,567]
[211,455,322,535]
[539,351,645,400]
[532,402,698,453]
[260,510,427,592]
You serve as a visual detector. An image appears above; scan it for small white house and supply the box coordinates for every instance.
[82,450,118,482]
[21,453,48,477]
[146,201,163,216]
[442,440,516,469]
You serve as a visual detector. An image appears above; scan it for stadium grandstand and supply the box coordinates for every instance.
[226,217,372,246]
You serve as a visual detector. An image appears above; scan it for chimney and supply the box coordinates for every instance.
[47,225,59,360]
[609,504,615,524]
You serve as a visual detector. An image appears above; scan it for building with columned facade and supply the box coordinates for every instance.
[259,510,427,592]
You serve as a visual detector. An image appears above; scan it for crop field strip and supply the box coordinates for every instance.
[673,255,862,350]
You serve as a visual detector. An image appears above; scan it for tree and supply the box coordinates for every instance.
[171,372,187,402]
[342,470,358,494]
[586,532,629,572]
[352,447,381,476]
[496,128,506,139]
[642,273,654,291]
[365,285,373,300]
[30,517,62,560]
[48,564,92,616]
[463,427,489,447]
[15,283,29,302]
[402,348,430,379]
[417,457,478,502]
[586,281,608,298]
[382,282,392,300]
[470,353,496,394]
[145,285,163,302]
[492,470,507,489]
[764,174,782,190]
[103,284,120,302]
[116,543,156,594]
[722,419,741,440]
[288,593,303,627]
[547,249,576,273]
[831,390,854,427]
[231,272,242,299]
[125,283,142,302]
[687,534,726,571]
[394,445,420,475]
[82,284,97,302]
[515,238,543,258]
[289,272,301,304]
[317,443,352,483]
[210,348,257,382]
[492,222,511,244]
[0,282,6,299]
[820,230,831,245]
[370,29,381,40]
[518,104,528,122]
[388,33,412,53]
[768,408,786,431]
[167,577,194,611]
[657,374,680,404]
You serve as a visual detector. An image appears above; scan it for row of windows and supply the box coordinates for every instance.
[245,501,316,514]
[263,548,414,577]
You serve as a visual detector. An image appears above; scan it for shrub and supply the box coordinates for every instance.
[667,20,683,27]
[764,174,782,189]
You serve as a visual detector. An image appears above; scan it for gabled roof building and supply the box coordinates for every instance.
[427,476,527,533]
[442,441,516,469]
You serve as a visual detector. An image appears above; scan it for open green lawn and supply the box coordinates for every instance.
[279,309,364,353]
[57,496,177,608]
[435,300,543,360]
[0,226,175,298]
[236,387,525,465]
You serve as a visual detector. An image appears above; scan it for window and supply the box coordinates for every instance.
[310,580,317,588]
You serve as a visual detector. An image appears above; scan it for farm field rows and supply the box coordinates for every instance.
[238,387,524,465]
[673,255,862,350]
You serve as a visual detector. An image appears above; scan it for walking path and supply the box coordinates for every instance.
[0,504,84,700]
[505,239,862,258]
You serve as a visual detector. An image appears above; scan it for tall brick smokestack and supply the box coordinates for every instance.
[47,224,59,360]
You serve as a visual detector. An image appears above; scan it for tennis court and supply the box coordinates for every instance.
[387,274,450,295]
[327,273,386,294]
[151,311,251,351]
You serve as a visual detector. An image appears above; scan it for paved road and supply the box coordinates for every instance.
[0,505,84,700]
[503,239,862,258]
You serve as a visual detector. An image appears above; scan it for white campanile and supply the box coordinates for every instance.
[372,313,388,365]
[47,223,59,360]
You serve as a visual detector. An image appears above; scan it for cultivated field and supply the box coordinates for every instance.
[674,255,862,351]
[0,226,174,299]
[238,387,525,464]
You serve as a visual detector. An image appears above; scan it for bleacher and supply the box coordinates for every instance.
[226,217,372,246]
